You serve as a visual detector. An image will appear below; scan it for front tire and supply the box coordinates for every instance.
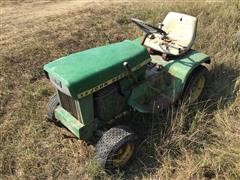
[95,126,137,171]
[47,94,59,122]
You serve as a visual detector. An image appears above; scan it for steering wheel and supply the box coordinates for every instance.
[131,18,168,46]
[131,18,167,37]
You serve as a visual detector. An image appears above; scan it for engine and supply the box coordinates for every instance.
[94,83,127,121]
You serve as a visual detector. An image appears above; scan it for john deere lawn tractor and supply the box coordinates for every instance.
[44,12,210,170]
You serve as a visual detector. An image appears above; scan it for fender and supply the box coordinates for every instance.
[128,49,210,113]
[156,50,211,101]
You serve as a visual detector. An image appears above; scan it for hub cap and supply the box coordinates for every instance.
[189,75,206,103]
[112,143,134,167]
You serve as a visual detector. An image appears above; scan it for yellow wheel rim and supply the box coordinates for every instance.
[112,143,134,167]
[189,75,205,103]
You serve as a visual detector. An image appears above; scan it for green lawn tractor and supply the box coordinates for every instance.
[43,12,210,171]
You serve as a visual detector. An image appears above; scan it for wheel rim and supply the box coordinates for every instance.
[189,75,206,103]
[112,143,134,167]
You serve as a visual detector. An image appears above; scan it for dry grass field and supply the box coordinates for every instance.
[0,0,240,179]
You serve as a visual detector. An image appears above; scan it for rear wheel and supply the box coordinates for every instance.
[47,94,59,122]
[95,126,137,171]
[182,66,209,103]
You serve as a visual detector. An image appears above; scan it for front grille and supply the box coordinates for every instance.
[58,90,78,119]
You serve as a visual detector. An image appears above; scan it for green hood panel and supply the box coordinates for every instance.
[44,39,150,98]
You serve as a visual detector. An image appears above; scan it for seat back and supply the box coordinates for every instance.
[162,12,197,50]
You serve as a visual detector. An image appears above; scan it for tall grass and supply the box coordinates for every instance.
[0,0,239,179]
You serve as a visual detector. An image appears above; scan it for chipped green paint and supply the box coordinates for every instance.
[54,106,83,138]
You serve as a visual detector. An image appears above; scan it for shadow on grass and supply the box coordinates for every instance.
[113,64,239,179]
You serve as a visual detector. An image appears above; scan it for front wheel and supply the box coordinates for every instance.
[47,94,59,122]
[95,126,137,171]
[181,66,209,103]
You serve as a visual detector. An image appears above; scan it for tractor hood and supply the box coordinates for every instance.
[44,39,150,99]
